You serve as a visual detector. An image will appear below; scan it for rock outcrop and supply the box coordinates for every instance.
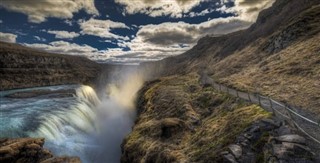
[220,118,315,163]
[0,138,80,163]
[0,41,101,90]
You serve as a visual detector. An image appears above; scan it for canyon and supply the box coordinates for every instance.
[0,0,319,162]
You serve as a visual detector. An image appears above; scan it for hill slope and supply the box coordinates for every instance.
[0,41,101,90]
[142,0,320,115]
[125,0,320,162]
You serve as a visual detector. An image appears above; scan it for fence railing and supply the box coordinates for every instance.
[209,81,320,145]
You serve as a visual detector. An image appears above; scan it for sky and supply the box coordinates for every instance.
[0,0,274,64]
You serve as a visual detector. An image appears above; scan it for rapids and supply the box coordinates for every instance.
[0,69,144,163]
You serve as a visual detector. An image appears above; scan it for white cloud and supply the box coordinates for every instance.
[188,9,214,17]
[64,20,73,26]
[219,0,275,22]
[34,36,46,42]
[79,18,130,40]
[0,0,99,23]
[24,41,98,56]
[101,0,275,63]
[47,30,80,39]
[115,0,206,18]
[0,32,17,43]
[132,17,251,47]
[0,20,3,23]
[94,15,254,63]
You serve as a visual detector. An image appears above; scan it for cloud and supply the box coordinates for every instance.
[24,41,98,56]
[93,15,256,63]
[115,0,206,18]
[0,20,3,23]
[0,32,17,43]
[101,0,275,63]
[0,0,98,23]
[47,30,80,39]
[133,17,251,47]
[79,18,130,40]
[219,0,275,21]
[34,36,46,42]
[64,20,73,26]
[188,9,214,17]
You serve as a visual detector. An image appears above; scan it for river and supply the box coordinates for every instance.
[0,69,144,163]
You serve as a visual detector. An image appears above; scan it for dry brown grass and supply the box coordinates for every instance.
[121,74,271,163]
[211,33,320,115]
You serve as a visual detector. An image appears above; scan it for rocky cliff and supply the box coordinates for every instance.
[0,138,80,163]
[0,41,101,90]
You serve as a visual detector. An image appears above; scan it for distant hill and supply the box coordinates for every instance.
[0,41,101,90]
[143,0,320,115]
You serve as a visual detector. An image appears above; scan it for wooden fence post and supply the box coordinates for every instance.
[236,90,239,98]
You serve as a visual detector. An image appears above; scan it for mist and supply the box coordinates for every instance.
[93,67,145,162]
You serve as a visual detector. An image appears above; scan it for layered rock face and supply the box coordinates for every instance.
[0,42,101,90]
[0,138,80,163]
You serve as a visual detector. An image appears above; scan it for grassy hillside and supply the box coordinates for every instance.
[121,74,271,162]
[142,0,320,115]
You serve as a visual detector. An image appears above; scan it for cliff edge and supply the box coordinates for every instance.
[0,41,101,90]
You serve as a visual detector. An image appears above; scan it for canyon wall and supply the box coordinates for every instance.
[0,42,101,90]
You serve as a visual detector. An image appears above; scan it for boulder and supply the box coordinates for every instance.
[223,154,238,163]
[274,134,306,144]
[228,144,242,159]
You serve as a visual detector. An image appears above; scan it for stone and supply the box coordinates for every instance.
[236,135,247,143]
[275,134,306,144]
[228,144,242,159]
[281,142,314,157]
[249,125,261,133]
[240,152,256,163]
[0,138,78,163]
[261,119,281,128]
[272,144,292,159]
[244,133,254,140]
[276,126,292,136]
[223,154,238,163]
[220,151,230,155]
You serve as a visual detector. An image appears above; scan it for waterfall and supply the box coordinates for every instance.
[29,85,101,141]
[25,68,144,162]
[0,67,145,162]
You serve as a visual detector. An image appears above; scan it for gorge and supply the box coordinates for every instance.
[1,0,320,162]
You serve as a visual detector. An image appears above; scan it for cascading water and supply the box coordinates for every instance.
[0,68,144,163]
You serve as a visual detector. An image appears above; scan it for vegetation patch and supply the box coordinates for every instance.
[122,73,271,162]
